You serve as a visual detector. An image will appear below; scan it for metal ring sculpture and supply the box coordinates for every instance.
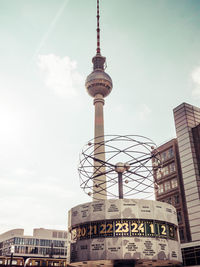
[78,135,161,200]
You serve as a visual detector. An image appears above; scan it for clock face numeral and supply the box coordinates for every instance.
[115,221,129,236]
[161,225,167,235]
[131,222,145,236]
[71,219,177,241]
[169,225,176,239]
[88,224,98,236]
[107,223,113,234]
[115,222,129,232]
[99,223,106,235]
[99,221,113,236]
[149,223,154,234]
[131,222,138,233]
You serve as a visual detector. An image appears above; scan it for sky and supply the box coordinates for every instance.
[1,0,200,236]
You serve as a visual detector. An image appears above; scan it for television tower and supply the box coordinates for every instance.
[85,0,113,200]
[68,2,182,266]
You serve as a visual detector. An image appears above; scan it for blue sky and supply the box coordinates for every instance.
[0,0,200,235]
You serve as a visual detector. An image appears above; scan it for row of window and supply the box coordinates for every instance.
[156,162,176,179]
[154,147,174,166]
[14,246,66,256]
[161,194,180,206]
[2,238,14,247]
[182,245,200,265]
[52,231,67,239]
[14,238,65,248]
[157,178,178,195]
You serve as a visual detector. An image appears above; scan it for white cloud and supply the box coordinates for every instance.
[37,54,84,98]
[14,168,36,177]
[138,104,152,120]
[191,66,200,98]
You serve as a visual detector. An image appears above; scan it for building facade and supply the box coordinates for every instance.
[173,103,200,242]
[0,228,67,259]
[153,102,200,266]
[153,138,190,243]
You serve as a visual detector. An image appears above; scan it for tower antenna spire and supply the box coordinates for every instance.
[96,0,101,55]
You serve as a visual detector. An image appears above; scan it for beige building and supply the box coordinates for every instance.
[0,228,67,259]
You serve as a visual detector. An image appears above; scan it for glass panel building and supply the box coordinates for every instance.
[0,228,67,259]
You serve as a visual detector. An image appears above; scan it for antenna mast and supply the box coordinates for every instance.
[96,0,101,55]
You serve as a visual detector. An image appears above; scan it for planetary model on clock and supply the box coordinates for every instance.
[78,134,161,200]
[67,1,182,266]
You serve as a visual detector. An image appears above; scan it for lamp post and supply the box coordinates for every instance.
[9,245,14,267]
[49,242,54,258]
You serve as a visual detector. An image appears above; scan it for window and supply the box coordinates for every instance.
[15,246,20,253]
[179,228,184,241]
[182,246,200,265]
[177,211,182,223]
[174,195,180,205]
[53,232,57,238]
[39,247,47,255]
[58,232,63,238]
[168,147,174,159]
[161,151,167,162]
[171,178,178,188]
[40,239,51,247]
[161,148,174,163]
[163,166,169,176]
[158,184,164,194]
[169,162,176,173]
[164,181,170,191]
[156,169,162,179]
[15,238,24,245]
[153,157,161,166]
[153,159,158,166]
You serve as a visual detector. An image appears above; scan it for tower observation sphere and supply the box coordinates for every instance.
[85,54,113,98]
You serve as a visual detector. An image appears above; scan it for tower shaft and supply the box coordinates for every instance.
[85,0,112,200]
[93,94,107,200]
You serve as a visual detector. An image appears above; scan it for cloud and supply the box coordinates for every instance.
[37,54,84,98]
[191,66,200,98]
[138,104,152,120]
[14,168,36,177]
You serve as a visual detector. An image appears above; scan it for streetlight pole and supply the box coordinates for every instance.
[10,245,14,267]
